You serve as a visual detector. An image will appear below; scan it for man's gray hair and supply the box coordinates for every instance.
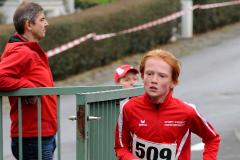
[13,2,43,34]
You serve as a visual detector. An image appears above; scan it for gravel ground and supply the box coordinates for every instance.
[55,21,240,86]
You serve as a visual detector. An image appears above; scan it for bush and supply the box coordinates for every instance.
[193,0,240,33]
[75,0,98,10]
[0,25,14,51]
[43,0,180,80]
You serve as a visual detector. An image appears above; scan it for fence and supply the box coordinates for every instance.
[76,86,144,159]
[0,85,144,160]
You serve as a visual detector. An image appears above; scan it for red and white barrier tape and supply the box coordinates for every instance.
[119,11,185,35]
[93,33,117,41]
[47,33,95,57]
[47,0,240,57]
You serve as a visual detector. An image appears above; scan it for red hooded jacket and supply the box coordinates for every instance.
[0,33,57,137]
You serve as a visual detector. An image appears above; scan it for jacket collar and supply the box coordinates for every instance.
[143,91,173,109]
[8,33,28,43]
[6,33,48,62]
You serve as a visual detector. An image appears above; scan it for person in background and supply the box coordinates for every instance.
[114,64,139,88]
[114,49,220,160]
[0,2,56,160]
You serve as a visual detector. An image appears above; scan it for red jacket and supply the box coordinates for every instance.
[115,92,220,160]
[0,33,57,137]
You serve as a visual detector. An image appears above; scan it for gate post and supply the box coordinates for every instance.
[181,0,193,38]
[76,105,87,160]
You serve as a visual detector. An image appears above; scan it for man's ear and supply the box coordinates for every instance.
[25,20,32,32]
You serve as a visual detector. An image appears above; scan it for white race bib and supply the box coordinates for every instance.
[132,135,176,160]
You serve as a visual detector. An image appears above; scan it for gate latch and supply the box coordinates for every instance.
[68,115,77,121]
[87,116,101,121]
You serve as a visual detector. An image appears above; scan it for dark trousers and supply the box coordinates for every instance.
[11,136,56,160]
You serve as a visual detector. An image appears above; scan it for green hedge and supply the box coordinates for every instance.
[0,25,14,52]
[1,0,240,80]
[193,0,240,32]
[42,0,180,80]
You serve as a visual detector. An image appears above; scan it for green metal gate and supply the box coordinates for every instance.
[76,86,144,160]
[0,85,143,160]
[0,86,122,160]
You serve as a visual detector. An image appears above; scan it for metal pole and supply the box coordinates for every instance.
[181,0,193,38]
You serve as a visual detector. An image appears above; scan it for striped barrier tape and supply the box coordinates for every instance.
[47,33,95,57]
[93,10,186,41]
[47,9,188,56]
[47,0,240,57]
[93,33,117,41]
[119,10,185,35]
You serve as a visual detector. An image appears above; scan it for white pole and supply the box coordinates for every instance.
[65,0,75,13]
[181,0,193,38]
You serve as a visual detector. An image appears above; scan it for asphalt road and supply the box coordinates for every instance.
[2,26,240,159]
[174,35,240,160]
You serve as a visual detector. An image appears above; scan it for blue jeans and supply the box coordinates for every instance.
[11,136,56,160]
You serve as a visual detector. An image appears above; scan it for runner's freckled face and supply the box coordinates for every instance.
[142,57,175,103]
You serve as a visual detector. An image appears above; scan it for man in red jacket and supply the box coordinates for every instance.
[0,2,56,160]
[115,49,220,160]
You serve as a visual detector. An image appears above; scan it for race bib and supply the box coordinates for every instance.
[132,135,176,160]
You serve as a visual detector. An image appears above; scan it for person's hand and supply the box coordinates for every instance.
[24,96,37,105]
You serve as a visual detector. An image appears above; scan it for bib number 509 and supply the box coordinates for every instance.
[135,142,172,160]
[132,135,176,160]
